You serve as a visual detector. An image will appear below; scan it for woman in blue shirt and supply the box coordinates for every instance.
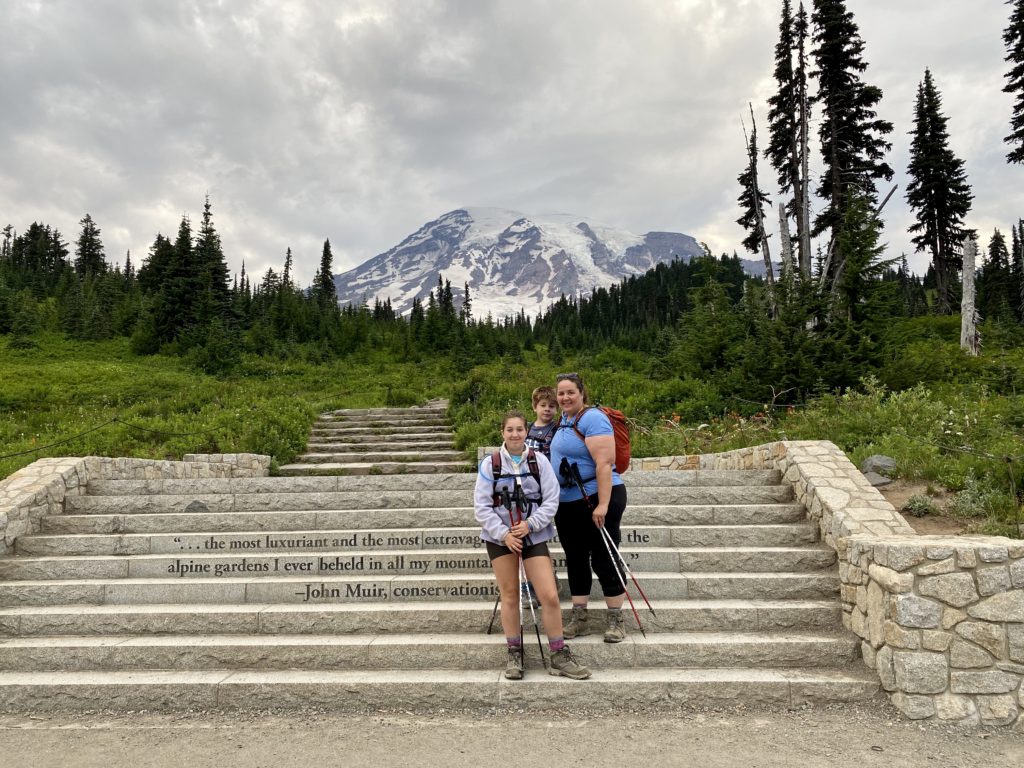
[549,373,629,643]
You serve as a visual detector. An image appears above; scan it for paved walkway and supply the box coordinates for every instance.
[2,706,1021,767]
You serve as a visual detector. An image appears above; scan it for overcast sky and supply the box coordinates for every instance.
[1,0,1020,286]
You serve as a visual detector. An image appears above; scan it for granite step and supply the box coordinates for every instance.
[17,523,820,556]
[0,547,837,581]
[309,425,456,436]
[64,486,795,515]
[325,407,449,418]
[83,470,784,496]
[0,571,841,607]
[41,504,810,535]
[304,441,457,453]
[315,416,450,427]
[0,631,861,672]
[293,450,468,464]
[276,461,474,476]
[0,667,882,712]
[308,431,454,444]
[0,599,843,636]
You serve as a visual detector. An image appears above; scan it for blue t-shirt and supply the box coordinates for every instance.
[549,407,624,502]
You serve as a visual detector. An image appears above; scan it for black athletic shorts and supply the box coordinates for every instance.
[485,540,551,562]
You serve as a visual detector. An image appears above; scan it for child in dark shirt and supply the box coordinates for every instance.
[526,386,558,458]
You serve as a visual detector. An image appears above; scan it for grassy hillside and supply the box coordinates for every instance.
[2,331,1022,536]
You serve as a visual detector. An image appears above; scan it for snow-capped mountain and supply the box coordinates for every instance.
[332,207,719,318]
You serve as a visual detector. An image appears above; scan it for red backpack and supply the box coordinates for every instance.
[571,405,631,473]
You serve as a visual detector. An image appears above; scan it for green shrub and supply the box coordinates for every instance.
[902,495,937,518]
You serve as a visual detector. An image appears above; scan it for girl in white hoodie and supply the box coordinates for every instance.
[474,410,591,680]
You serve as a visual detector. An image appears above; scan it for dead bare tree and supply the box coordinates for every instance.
[961,235,981,355]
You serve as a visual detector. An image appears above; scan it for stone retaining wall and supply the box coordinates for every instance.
[0,454,271,553]
[643,441,1024,728]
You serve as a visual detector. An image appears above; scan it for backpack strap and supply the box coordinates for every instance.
[526,449,540,486]
[570,406,591,442]
[490,451,502,507]
[491,449,543,508]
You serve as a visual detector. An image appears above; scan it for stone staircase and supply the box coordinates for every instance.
[277,400,470,476]
[0,466,881,711]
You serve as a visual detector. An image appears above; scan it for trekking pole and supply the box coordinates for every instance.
[485,487,516,634]
[598,523,646,637]
[600,526,656,617]
[512,482,546,668]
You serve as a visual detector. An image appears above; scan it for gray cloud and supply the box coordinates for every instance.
[0,0,1019,286]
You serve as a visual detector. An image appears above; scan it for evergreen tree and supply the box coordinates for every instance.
[1004,0,1024,163]
[737,107,774,288]
[811,0,893,283]
[74,213,106,277]
[193,196,231,325]
[978,228,1015,322]
[312,239,338,311]
[765,1,812,274]
[905,69,974,315]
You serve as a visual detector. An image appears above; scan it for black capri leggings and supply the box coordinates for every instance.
[554,484,628,598]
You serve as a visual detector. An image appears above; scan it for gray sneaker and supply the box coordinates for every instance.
[563,605,590,638]
[604,609,626,643]
[548,646,591,680]
[504,647,524,680]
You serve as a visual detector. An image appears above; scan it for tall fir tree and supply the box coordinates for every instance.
[810,0,893,284]
[74,213,106,277]
[905,69,974,315]
[978,228,1015,322]
[1004,0,1024,163]
[765,0,812,276]
[736,107,774,287]
[193,196,231,325]
[312,239,338,311]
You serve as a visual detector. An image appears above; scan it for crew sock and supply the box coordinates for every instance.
[507,637,522,649]
[549,636,565,652]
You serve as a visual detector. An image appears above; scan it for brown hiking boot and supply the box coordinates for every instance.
[604,609,627,643]
[563,605,590,638]
[504,647,524,680]
[548,646,592,680]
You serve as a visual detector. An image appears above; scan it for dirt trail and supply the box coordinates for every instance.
[2,705,1022,768]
